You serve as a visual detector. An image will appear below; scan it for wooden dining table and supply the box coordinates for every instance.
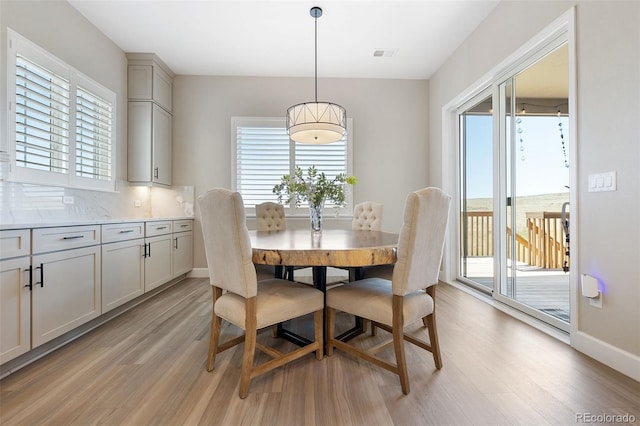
[249,228,399,345]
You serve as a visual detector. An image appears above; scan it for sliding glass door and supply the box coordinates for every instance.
[498,43,571,330]
[457,37,572,332]
[459,92,494,291]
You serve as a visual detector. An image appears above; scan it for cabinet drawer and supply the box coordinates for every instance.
[145,221,173,237]
[32,225,100,254]
[173,220,193,233]
[102,222,144,243]
[0,229,30,259]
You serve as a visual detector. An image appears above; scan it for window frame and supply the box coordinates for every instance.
[6,29,116,192]
[231,116,354,217]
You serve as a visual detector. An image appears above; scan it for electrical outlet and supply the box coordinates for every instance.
[134,200,142,208]
[589,294,602,308]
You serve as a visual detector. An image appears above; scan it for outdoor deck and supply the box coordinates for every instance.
[464,257,570,322]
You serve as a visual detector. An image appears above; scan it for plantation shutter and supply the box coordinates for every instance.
[75,86,113,181]
[295,138,348,207]
[234,118,351,212]
[15,55,70,175]
[236,126,291,206]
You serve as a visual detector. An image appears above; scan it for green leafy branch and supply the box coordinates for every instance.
[273,166,357,207]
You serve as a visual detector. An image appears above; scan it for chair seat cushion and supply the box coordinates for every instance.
[215,279,324,330]
[326,278,434,327]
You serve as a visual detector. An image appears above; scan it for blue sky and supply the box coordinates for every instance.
[465,114,570,198]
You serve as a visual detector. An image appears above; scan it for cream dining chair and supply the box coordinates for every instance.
[348,201,384,282]
[351,201,383,231]
[255,201,297,280]
[326,187,451,395]
[198,189,324,399]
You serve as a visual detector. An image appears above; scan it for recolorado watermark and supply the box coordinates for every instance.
[575,413,636,423]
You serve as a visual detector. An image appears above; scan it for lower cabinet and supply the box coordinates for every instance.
[0,256,31,364]
[102,238,145,313]
[31,239,101,348]
[144,233,174,292]
[173,220,193,278]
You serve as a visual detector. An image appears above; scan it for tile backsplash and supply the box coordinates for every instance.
[0,180,194,225]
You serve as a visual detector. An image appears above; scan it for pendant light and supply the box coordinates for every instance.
[286,6,346,144]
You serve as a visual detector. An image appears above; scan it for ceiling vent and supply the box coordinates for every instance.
[373,49,397,58]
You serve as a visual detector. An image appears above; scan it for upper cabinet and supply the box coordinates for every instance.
[127,53,175,187]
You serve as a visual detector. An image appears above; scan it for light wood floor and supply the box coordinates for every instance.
[1,267,638,425]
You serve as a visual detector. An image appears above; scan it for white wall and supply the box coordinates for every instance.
[172,76,429,268]
[428,0,640,377]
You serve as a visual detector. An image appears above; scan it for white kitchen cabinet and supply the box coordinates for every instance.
[127,55,173,112]
[127,53,174,187]
[31,226,101,348]
[144,221,173,292]
[127,102,172,186]
[0,229,31,364]
[101,223,145,313]
[172,220,193,278]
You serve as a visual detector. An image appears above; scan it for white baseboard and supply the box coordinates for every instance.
[188,268,209,278]
[572,331,640,382]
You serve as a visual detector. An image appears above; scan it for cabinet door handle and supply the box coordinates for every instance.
[142,243,147,258]
[156,226,167,230]
[119,230,134,234]
[147,242,151,258]
[174,237,178,249]
[63,235,85,240]
[24,265,32,291]
[35,263,44,288]
[180,224,188,228]
[154,167,159,179]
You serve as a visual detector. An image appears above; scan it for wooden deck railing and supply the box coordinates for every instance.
[526,212,569,269]
[462,211,568,269]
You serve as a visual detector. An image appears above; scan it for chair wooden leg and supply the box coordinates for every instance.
[239,298,257,399]
[425,313,442,369]
[392,295,409,395]
[326,307,336,356]
[425,285,442,369]
[314,310,324,360]
[207,287,223,372]
[371,321,378,336]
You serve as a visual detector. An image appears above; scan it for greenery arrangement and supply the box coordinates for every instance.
[273,166,357,207]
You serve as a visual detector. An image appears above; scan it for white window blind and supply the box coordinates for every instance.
[75,86,113,181]
[7,30,116,191]
[233,117,352,213]
[15,55,70,175]
[236,125,291,206]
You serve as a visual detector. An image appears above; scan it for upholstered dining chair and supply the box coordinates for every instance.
[198,189,324,399]
[348,201,384,282]
[256,202,287,231]
[255,201,298,281]
[352,201,383,231]
[326,187,451,395]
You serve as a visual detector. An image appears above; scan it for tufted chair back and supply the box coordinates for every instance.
[352,201,383,231]
[256,202,287,231]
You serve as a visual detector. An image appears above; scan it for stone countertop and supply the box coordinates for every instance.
[0,217,194,231]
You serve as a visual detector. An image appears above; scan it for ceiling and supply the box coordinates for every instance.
[68,0,500,80]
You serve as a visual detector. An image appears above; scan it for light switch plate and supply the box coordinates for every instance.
[588,171,616,192]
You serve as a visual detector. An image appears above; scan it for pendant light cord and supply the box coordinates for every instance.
[314,13,318,103]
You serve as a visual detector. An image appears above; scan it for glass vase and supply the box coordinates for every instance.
[309,201,324,233]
